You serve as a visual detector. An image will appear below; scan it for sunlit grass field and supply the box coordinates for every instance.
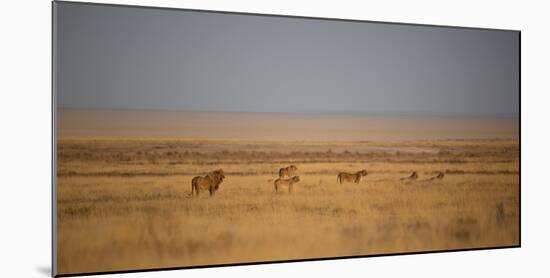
[56,138,519,275]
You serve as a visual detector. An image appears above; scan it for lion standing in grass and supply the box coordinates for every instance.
[279,165,298,178]
[190,169,225,197]
[336,170,368,184]
[274,176,300,193]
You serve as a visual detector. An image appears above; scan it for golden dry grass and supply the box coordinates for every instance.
[56,138,519,275]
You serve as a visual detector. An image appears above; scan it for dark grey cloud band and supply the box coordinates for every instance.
[55,2,519,117]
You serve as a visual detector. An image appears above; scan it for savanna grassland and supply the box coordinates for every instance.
[56,137,519,275]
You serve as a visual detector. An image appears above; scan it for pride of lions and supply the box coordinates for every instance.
[189,165,445,197]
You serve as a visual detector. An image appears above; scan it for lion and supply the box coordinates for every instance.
[428,171,445,181]
[274,176,300,193]
[401,171,418,181]
[336,170,368,184]
[190,169,225,197]
[279,165,298,178]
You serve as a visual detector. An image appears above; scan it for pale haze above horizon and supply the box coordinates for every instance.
[55,2,519,117]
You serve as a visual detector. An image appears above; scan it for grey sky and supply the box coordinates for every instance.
[55,2,519,117]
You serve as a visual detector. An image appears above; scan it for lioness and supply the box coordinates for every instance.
[336,170,368,184]
[401,171,418,181]
[190,169,225,197]
[274,176,300,193]
[428,171,445,181]
[279,165,298,178]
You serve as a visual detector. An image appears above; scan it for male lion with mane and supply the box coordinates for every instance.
[190,169,225,197]
[336,170,368,184]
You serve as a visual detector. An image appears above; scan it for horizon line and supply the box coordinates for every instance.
[58,106,519,119]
